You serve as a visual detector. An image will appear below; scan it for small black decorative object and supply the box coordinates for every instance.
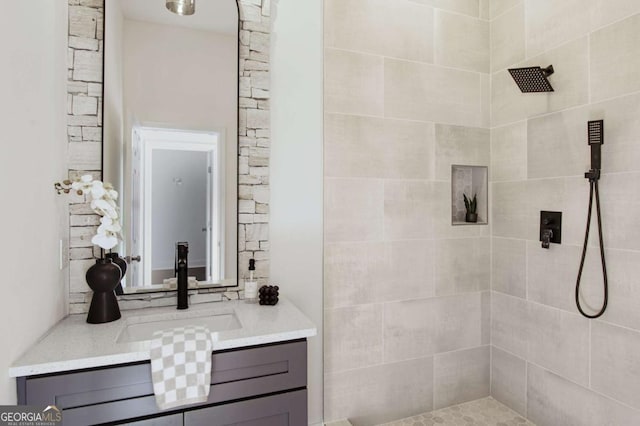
[258,285,279,306]
[86,258,122,324]
[106,252,127,295]
[463,193,478,223]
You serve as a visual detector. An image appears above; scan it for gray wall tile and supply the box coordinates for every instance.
[490,121,527,182]
[491,291,528,358]
[324,357,434,425]
[492,237,526,298]
[435,237,490,296]
[383,180,435,240]
[435,10,489,73]
[527,302,590,386]
[434,346,490,409]
[325,0,434,63]
[490,3,525,72]
[491,346,526,416]
[435,124,490,181]
[324,178,384,243]
[324,114,435,180]
[385,58,483,127]
[324,304,383,373]
[527,363,640,426]
[591,321,640,410]
[409,0,480,18]
[590,13,640,102]
[325,48,384,116]
[384,293,483,362]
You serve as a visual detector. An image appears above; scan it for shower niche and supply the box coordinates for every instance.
[451,165,488,225]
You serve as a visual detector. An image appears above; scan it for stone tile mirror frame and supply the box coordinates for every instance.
[66,0,271,314]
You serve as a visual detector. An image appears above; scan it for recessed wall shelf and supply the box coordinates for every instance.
[451,165,488,226]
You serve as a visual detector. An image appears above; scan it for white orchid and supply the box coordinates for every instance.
[58,174,122,250]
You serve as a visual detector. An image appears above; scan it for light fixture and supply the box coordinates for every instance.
[166,0,195,16]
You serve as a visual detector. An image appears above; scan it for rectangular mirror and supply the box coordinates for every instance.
[103,0,239,291]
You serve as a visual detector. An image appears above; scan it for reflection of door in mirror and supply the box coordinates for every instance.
[135,128,225,287]
[103,0,238,291]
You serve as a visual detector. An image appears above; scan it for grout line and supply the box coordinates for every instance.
[402,0,486,22]
[492,288,640,336]
[491,169,640,184]
[494,347,640,416]
[324,289,490,312]
[432,350,436,410]
[587,31,592,105]
[524,237,529,301]
[489,344,493,396]
[323,110,489,130]
[523,0,529,59]
[381,302,385,364]
[490,0,523,22]
[525,360,528,418]
[489,68,640,129]
[324,46,489,77]
[519,8,640,63]
[588,320,592,388]
[326,344,491,376]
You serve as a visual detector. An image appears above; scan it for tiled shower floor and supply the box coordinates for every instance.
[379,397,534,426]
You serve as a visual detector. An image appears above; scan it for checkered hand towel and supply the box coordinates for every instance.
[150,325,213,410]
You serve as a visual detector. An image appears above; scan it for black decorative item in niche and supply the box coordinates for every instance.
[464,193,478,223]
[451,165,488,226]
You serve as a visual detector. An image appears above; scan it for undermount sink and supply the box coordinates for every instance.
[116,310,241,343]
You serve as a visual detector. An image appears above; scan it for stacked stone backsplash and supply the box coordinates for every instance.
[66,0,271,314]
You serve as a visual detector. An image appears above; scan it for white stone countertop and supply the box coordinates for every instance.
[9,297,317,377]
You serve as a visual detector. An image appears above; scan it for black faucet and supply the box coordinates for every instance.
[176,242,189,310]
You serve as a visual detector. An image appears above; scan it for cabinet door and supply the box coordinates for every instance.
[122,413,183,426]
[184,390,307,426]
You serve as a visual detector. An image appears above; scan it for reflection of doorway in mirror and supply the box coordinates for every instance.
[130,127,226,288]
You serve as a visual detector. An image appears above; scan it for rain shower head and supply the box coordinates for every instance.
[508,65,555,93]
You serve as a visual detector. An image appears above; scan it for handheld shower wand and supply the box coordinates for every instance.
[575,120,608,319]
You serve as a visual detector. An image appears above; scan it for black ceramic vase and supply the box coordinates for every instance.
[86,258,122,324]
[465,212,478,223]
[106,252,127,295]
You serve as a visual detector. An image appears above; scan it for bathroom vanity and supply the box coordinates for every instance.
[10,299,316,426]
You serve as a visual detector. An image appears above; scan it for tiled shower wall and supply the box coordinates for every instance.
[323,0,492,423]
[490,0,640,424]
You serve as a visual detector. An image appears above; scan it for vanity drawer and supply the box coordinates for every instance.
[184,389,307,426]
[20,340,307,424]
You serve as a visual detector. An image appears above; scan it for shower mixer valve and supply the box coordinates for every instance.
[540,211,562,249]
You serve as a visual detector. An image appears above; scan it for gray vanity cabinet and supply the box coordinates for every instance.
[17,339,308,425]
[184,390,307,426]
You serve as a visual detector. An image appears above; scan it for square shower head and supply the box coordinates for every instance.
[508,65,555,93]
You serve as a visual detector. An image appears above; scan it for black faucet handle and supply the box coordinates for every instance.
[541,229,554,249]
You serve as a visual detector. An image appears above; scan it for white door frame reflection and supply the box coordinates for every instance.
[131,127,226,288]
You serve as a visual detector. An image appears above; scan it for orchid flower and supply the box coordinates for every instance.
[58,174,122,250]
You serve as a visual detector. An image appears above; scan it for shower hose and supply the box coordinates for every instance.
[575,178,608,319]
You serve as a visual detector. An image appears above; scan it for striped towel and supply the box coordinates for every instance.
[150,325,213,410]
